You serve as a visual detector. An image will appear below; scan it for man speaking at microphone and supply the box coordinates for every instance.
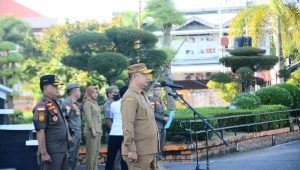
[121,63,159,170]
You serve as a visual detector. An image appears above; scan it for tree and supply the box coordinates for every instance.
[0,16,37,56]
[0,41,23,87]
[229,0,300,70]
[208,72,233,83]
[62,27,167,85]
[0,16,36,88]
[287,68,300,87]
[88,52,128,85]
[207,80,241,102]
[236,67,254,92]
[220,47,277,92]
[21,20,106,98]
[145,0,185,110]
[146,0,185,47]
[220,47,278,72]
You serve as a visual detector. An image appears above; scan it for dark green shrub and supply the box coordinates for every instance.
[167,119,215,143]
[229,47,266,56]
[213,105,289,132]
[279,69,291,81]
[255,87,293,107]
[274,83,300,108]
[8,110,25,124]
[209,72,232,83]
[233,93,261,109]
[219,56,278,72]
[168,105,289,142]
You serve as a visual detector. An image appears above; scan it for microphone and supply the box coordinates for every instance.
[160,81,184,89]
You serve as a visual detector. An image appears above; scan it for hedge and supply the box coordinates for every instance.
[274,83,300,108]
[232,93,261,109]
[255,86,293,107]
[228,47,266,56]
[167,105,290,143]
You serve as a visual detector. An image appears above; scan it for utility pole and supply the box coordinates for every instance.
[138,0,142,29]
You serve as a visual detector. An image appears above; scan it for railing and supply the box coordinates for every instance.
[166,109,300,143]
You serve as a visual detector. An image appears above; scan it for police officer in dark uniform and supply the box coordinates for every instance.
[33,75,70,170]
[62,83,82,170]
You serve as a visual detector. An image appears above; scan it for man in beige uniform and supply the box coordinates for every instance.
[121,63,159,170]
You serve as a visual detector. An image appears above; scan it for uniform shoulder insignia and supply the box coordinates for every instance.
[38,112,46,122]
[36,105,46,111]
[124,97,134,101]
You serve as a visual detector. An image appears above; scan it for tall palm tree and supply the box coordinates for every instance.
[230,0,300,71]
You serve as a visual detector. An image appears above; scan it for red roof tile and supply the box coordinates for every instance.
[0,0,44,18]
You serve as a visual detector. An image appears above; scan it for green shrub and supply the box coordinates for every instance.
[219,56,278,72]
[8,110,26,124]
[208,72,232,83]
[274,83,300,108]
[167,105,289,142]
[213,105,289,132]
[229,47,266,56]
[279,69,291,80]
[255,86,293,107]
[233,93,261,109]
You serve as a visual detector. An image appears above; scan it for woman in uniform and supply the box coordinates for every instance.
[83,86,102,170]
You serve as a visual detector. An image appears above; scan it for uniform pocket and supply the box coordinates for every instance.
[136,106,148,120]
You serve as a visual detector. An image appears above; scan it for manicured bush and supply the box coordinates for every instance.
[232,93,261,109]
[213,105,289,132]
[167,105,289,142]
[209,72,232,83]
[255,86,293,107]
[8,110,25,124]
[229,47,266,56]
[274,83,300,108]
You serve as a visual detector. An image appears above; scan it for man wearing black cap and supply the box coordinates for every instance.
[33,75,70,170]
[62,83,82,170]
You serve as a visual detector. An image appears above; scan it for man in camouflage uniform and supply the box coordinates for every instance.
[33,75,72,170]
[62,83,82,170]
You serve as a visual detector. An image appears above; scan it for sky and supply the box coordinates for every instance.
[14,0,262,22]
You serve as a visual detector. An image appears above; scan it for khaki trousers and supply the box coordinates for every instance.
[85,130,102,170]
[122,154,156,170]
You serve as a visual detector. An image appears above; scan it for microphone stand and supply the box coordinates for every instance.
[170,89,230,170]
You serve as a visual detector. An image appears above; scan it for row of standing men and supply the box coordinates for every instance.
[33,63,169,170]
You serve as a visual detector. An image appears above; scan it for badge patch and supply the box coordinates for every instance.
[52,115,58,122]
[38,112,46,122]
[53,109,58,114]
[37,106,46,111]
[66,105,71,113]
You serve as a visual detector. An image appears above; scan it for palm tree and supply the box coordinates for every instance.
[229,0,300,71]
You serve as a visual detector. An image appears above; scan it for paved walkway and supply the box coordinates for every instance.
[77,140,300,170]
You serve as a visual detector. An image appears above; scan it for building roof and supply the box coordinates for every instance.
[0,0,44,18]
[23,18,58,29]
[176,16,215,30]
[0,84,13,94]
[0,84,13,100]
